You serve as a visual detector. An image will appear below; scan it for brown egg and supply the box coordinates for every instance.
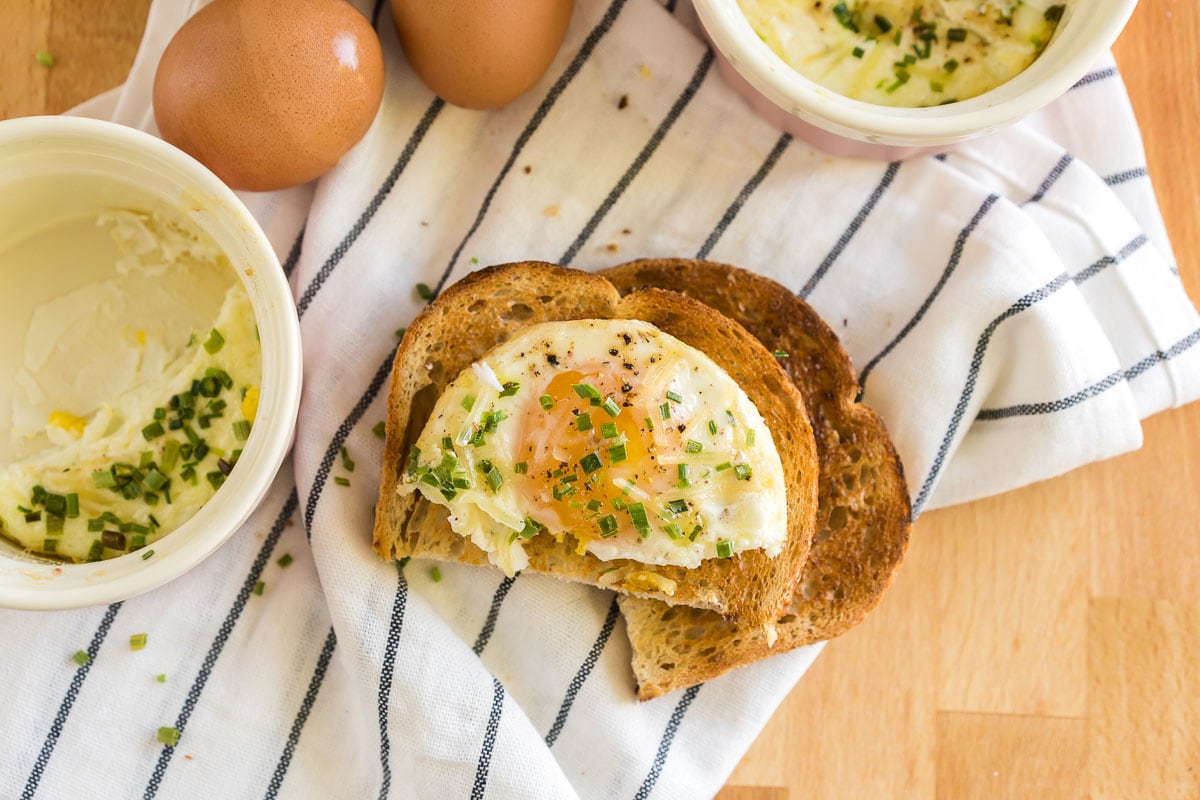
[153,0,385,192]
[391,0,574,110]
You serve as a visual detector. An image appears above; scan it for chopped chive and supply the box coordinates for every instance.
[586,499,602,512]
[874,14,893,32]
[715,461,732,472]
[852,46,865,58]
[708,420,718,436]
[666,499,689,515]
[232,420,252,441]
[580,452,602,474]
[203,328,225,354]
[395,328,406,340]
[142,421,165,440]
[513,461,528,475]
[141,549,155,561]
[571,383,601,401]
[24,511,41,524]
[486,467,503,492]
[665,523,684,540]
[157,727,180,746]
[665,390,683,403]
[253,581,265,596]
[156,674,167,683]
[86,540,104,561]
[45,514,64,534]
[945,58,959,73]
[716,539,734,559]
[340,447,355,472]
[499,381,520,398]
[372,421,386,439]
[87,518,104,532]
[441,436,453,451]
[92,469,116,489]
[71,650,91,666]
[600,422,620,439]
[1044,4,1065,22]
[600,398,621,418]
[416,282,434,300]
[597,514,618,538]
[746,429,756,446]
[207,471,227,490]
[660,402,671,421]
[676,464,691,487]
[576,413,593,432]
[539,394,554,410]
[644,416,654,431]
[608,443,627,464]
[35,51,55,68]
[101,530,126,549]
[43,538,58,553]
[277,553,294,568]
[130,633,148,651]
[685,439,703,454]
[430,566,442,583]
[832,1,858,32]
[460,394,476,413]
[947,27,967,41]
[611,496,627,511]
[334,476,350,487]
[734,464,753,481]
[931,80,945,93]
[627,502,650,536]
[689,525,702,542]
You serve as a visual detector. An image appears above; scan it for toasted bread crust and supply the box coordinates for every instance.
[602,259,912,699]
[373,262,819,625]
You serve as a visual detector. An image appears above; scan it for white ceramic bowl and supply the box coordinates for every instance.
[0,116,302,610]
[695,0,1139,159]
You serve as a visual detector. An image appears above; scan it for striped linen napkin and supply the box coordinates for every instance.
[3,0,1199,797]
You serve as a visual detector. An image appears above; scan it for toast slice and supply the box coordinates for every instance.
[601,259,912,699]
[373,262,820,626]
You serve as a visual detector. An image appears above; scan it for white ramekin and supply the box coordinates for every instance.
[0,116,302,610]
[694,0,1139,159]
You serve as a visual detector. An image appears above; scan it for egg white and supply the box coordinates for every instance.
[399,318,788,575]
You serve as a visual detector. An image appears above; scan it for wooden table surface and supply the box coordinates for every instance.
[4,2,1198,797]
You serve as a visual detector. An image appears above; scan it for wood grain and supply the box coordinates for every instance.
[1,2,1197,799]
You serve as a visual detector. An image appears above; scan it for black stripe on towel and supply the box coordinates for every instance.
[429,0,631,298]
[470,677,506,800]
[294,98,445,318]
[473,576,517,656]
[798,161,901,299]
[1104,167,1148,186]
[303,346,398,537]
[281,225,306,280]
[633,684,702,800]
[559,49,715,265]
[695,133,792,260]
[21,602,123,800]
[544,596,621,747]
[912,273,1072,515]
[142,491,299,799]
[1071,66,1118,90]
[264,626,339,800]
[857,193,999,391]
[377,563,409,800]
[1024,153,1073,204]
[1073,234,1148,284]
[977,327,1200,420]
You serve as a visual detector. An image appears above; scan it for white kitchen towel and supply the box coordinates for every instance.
[3,0,1199,798]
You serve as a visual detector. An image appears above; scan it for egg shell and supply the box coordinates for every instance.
[153,0,385,192]
[391,0,575,110]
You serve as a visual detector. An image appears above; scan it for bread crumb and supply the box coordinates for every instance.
[618,94,629,110]
[638,65,652,79]
[523,165,533,174]
[604,243,619,254]
[763,622,779,647]
[622,228,632,236]
[543,204,560,217]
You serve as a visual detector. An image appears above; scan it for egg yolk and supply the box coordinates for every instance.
[512,367,698,547]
